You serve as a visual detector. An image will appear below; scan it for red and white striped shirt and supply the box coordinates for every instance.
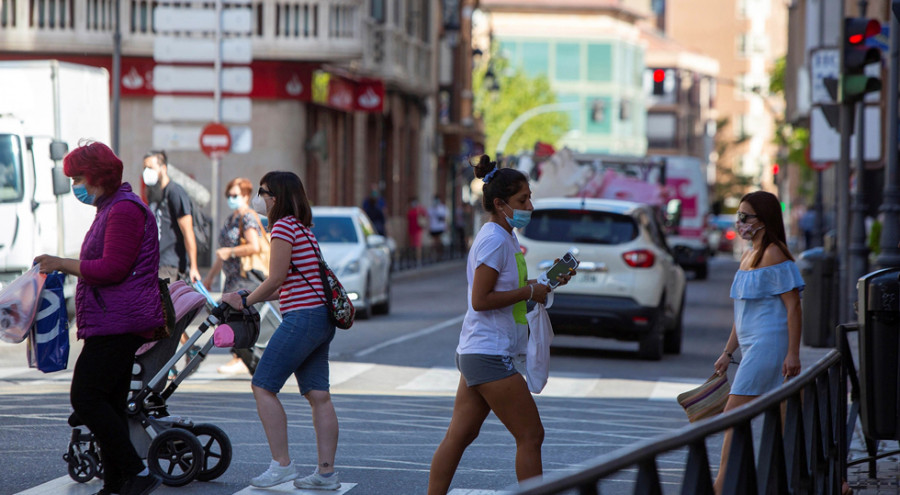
[270,216,326,312]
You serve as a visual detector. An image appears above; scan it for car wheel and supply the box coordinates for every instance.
[356,276,372,320]
[372,277,391,315]
[664,295,685,354]
[638,301,665,361]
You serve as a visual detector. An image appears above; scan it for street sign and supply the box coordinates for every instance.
[154,7,252,34]
[153,37,252,64]
[152,124,202,151]
[153,66,252,93]
[810,104,881,162]
[153,96,252,123]
[199,122,232,158]
[810,48,839,105]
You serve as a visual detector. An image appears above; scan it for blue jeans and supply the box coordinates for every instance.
[251,305,335,395]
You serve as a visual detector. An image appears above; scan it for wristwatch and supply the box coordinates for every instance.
[238,289,250,308]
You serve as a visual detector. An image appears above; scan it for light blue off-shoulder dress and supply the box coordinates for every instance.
[730,260,804,395]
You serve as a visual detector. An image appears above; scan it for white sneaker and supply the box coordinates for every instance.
[217,359,249,375]
[293,471,341,490]
[250,460,298,487]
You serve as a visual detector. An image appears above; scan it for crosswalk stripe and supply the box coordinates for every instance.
[15,476,360,494]
[233,481,357,493]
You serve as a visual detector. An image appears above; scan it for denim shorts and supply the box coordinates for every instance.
[456,353,519,387]
[252,305,335,395]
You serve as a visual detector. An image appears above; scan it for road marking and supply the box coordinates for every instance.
[649,377,706,401]
[14,476,96,494]
[234,481,357,493]
[397,366,459,392]
[448,490,510,494]
[353,314,465,358]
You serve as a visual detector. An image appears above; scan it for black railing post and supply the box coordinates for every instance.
[680,441,714,495]
[757,405,788,494]
[722,421,757,495]
[634,459,662,495]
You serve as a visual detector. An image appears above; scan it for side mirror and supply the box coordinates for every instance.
[51,166,70,196]
[366,234,387,247]
[49,140,69,161]
[665,199,682,231]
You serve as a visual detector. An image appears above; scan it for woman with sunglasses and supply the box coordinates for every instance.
[221,172,341,491]
[203,177,268,374]
[712,190,804,494]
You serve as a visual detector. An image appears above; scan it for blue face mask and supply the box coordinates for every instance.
[503,202,531,229]
[73,184,96,205]
[226,196,242,211]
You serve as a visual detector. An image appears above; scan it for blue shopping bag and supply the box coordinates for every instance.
[27,272,69,373]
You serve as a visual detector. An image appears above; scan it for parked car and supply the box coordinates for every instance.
[311,206,392,319]
[518,198,687,360]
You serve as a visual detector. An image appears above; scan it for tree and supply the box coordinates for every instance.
[472,53,569,157]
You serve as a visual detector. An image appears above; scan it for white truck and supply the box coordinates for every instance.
[0,60,111,305]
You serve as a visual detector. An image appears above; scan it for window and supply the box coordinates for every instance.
[521,42,550,77]
[371,0,386,23]
[586,96,613,134]
[587,43,613,82]
[555,43,581,81]
[647,113,678,149]
[311,216,359,243]
[736,34,750,58]
[523,209,638,245]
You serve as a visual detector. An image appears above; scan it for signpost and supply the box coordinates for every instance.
[200,123,232,158]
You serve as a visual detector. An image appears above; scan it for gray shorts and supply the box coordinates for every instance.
[456,353,519,387]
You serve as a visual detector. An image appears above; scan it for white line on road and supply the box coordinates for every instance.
[353,315,465,358]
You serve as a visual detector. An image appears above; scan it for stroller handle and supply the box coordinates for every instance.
[192,281,233,326]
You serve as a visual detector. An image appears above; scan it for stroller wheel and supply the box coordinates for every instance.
[67,452,99,483]
[190,424,232,481]
[147,428,204,487]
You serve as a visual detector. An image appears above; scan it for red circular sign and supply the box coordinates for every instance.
[804,144,832,172]
[199,123,231,158]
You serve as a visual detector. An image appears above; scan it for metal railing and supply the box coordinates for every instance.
[515,349,847,494]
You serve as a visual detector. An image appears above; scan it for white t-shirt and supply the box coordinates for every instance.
[428,202,447,233]
[457,222,528,356]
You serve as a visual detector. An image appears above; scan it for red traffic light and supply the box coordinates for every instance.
[772,163,780,175]
[846,18,880,45]
[653,69,665,83]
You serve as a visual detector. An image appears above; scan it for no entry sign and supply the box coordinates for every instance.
[199,122,231,158]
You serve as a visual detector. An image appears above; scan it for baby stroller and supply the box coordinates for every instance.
[64,280,258,487]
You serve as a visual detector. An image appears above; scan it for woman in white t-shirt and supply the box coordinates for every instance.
[221,171,342,491]
[427,155,570,494]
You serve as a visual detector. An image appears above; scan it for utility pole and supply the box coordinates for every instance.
[878,3,900,268]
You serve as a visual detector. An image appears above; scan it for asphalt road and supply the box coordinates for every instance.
[0,255,831,495]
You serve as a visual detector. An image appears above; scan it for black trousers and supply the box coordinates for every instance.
[70,333,147,491]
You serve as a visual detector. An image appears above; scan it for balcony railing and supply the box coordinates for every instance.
[361,18,432,93]
[0,0,365,61]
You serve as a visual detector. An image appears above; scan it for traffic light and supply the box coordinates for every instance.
[837,17,882,103]
[772,163,780,186]
[652,69,665,96]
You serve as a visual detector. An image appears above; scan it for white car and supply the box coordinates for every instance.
[518,198,687,360]
[311,207,392,319]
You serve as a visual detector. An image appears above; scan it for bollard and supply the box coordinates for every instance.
[857,268,900,440]
[798,248,838,347]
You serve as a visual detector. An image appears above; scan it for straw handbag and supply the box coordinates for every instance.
[677,373,730,423]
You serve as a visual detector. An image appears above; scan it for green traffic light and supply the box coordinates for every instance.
[841,74,882,101]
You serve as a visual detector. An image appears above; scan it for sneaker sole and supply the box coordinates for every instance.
[251,474,298,488]
[292,484,341,491]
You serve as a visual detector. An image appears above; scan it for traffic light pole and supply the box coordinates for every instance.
[837,102,852,325]
[877,5,900,268]
[850,97,869,302]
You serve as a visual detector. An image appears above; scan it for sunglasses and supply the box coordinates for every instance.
[736,212,758,223]
[258,187,273,197]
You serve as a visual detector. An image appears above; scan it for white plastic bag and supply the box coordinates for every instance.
[525,302,554,394]
[0,265,46,344]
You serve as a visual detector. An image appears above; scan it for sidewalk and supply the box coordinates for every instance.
[848,436,900,494]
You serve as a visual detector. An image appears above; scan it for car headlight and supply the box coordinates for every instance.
[343,260,361,276]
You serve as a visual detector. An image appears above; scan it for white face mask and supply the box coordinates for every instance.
[142,167,159,187]
[251,195,267,215]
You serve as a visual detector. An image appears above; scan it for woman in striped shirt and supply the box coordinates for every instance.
[221,171,341,491]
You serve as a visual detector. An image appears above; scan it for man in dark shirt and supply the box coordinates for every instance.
[142,150,201,283]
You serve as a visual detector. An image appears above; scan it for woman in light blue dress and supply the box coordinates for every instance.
[712,191,803,494]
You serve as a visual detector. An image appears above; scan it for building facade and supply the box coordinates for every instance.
[0,0,460,246]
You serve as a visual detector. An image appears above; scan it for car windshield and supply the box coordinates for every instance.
[312,216,359,243]
[524,209,637,245]
[0,134,24,203]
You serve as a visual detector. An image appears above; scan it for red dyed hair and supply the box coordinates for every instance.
[63,141,123,195]
[225,177,253,198]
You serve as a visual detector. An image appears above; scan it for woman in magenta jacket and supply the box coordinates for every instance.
[35,141,164,495]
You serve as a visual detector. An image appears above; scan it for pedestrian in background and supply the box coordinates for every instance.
[407,196,427,266]
[362,184,388,236]
[713,190,803,494]
[221,171,341,491]
[427,154,567,495]
[143,150,201,378]
[35,141,163,495]
[428,195,448,259]
[203,177,267,375]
